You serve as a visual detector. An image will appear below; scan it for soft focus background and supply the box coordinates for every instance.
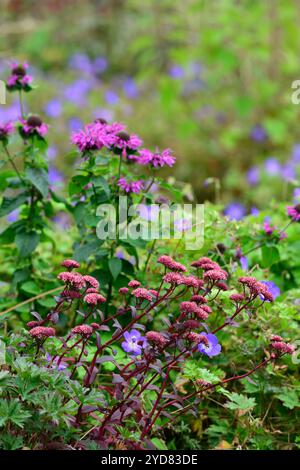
[1,0,300,214]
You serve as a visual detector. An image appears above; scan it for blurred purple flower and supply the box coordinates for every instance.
[240,256,249,271]
[68,117,83,132]
[93,56,108,74]
[250,124,267,142]
[247,166,260,186]
[251,207,260,216]
[123,78,139,99]
[282,163,296,182]
[265,157,281,175]
[292,144,300,163]
[44,99,62,118]
[52,212,71,230]
[168,64,184,79]
[47,145,58,161]
[48,166,64,187]
[174,218,192,232]
[293,188,300,202]
[224,202,247,221]
[7,208,19,223]
[137,204,159,222]
[46,353,67,371]
[104,90,119,106]
[64,79,92,105]
[92,108,114,122]
[68,53,92,73]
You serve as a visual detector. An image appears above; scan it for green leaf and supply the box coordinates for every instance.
[151,438,168,450]
[261,245,280,267]
[276,389,300,410]
[25,167,49,198]
[108,258,122,280]
[0,193,28,217]
[15,231,40,257]
[224,392,256,411]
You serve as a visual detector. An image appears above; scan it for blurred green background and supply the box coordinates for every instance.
[1,0,300,210]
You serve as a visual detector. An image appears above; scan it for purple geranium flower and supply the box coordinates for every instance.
[247,166,260,186]
[292,144,300,163]
[168,64,184,79]
[123,77,139,99]
[44,98,62,118]
[265,157,281,175]
[224,202,246,221]
[251,207,260,216]
[250,124,267,142]
[293,188,300,202]
[239,256,249,271]
[198,333,221,357]
[259,281,280,301]
[104,90,119,106]
[121,329,147,356]
[46,353,67,371]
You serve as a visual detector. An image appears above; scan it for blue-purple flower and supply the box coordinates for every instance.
[198,333,221,357]
[250,124,267,142]
[259,281,280,301]
[224,202,246,221]
[247,166,260,186]
[121,329,147,356]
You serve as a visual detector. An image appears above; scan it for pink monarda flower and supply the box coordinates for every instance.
[6,62,33,91]
[61,259,80,270]
[137,148,176,168]
[230,293,245,303]
[117,177,144,194]
[108,130,142,157]
[29,326,55,340]
[158,255,187,272]
[131,287,153,301]
[146,331,167,347]
[203,269,228,281]
[287,204,300,222]
[20,115,48,138]
[119,287,129,295]
[71,121,110,152]
[0,122,14,142]
[128,280,141,288]
[71,324,93,337]
[82,275,99,289]
[84,293,106,305]
[58,271,86,289]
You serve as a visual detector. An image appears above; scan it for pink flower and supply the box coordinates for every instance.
[108,130,142,156]
[84,293,106,305]
[191,295,207,303]
[230,293,245,303]
[203,269,228,281]
[71,324,93,337]
[82,275,99,289]
[6,62,33,91]
[287,204,300,222]
[71,121,110,152]
[117,177,144,194]
[61,259,80,270]
[29,326,55,339]
[146,331,167,347]
[137,148,176,168]
[20,115,48,138]
[62,289,82,299]
[271,341,294,355]
[163,272,184,285]
[0,122,14,141]
[58,271,86,289]
[128,280,141,288]
[119,287,129,295]
[238,277,274,301]
[86,288,98,294]
[157,255,187,272]
[132,287,153,301]
[180,301,199,314]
